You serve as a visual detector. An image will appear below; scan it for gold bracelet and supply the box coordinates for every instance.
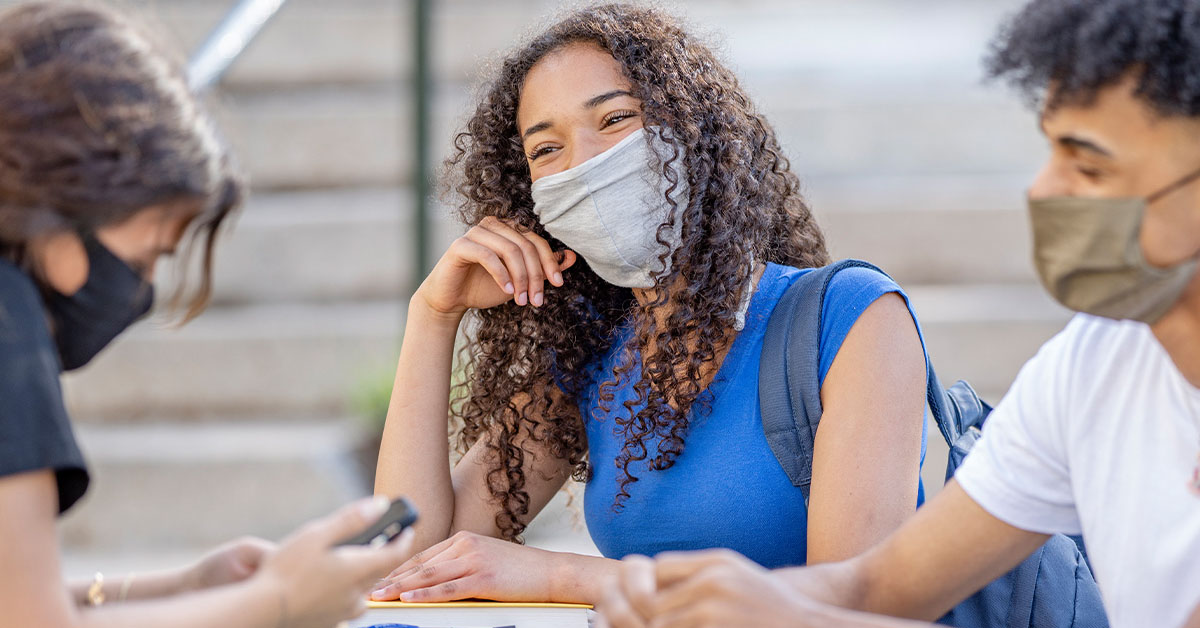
[86,572,105,607]
[118,573,136,603]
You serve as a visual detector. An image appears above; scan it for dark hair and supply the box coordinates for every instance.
[444,3,829,541]
[987,0,1200,116]
[0,1,243,321]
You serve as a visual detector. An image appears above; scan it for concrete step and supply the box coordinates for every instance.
[765,97,1043,179]
[60,417,598,553]
[208,80,1043,191]
[214,83,402,190]
[21,0,1040,190]
[173,0,1028,87]
[199,187,412,305]
[192,180,1035,306]
[0,0,1045,190]
[100,0,1023,88]
[825,206,1035,287]
[60,419,369,550]
[425,0,1025,83]
[62,301,404,422]
[905,282,1073,402]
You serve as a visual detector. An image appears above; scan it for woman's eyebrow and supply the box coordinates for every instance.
[522,120,552,141]
[583,89,632,109]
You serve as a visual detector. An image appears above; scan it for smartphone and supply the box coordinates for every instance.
[336,496,419,547]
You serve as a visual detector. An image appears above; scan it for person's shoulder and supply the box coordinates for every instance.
[771,261,901,298]
[0,258,50,345]
[824,263,902,299]
[808,262,906,327]
[1050,313,1154,365]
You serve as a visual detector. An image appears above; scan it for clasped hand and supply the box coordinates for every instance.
[370,531,563,603]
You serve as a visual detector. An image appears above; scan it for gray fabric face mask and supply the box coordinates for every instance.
[530,128,689,289]
[1029,167,1200,324]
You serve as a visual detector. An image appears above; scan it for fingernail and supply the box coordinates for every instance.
[360,495,389,519]
[553,272,563,285]
[503,282,514,294]
[399,592,414,602]
[532,292,544,307]
[517,292,528,306]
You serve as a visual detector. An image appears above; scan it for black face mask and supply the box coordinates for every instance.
[46,236,154,371]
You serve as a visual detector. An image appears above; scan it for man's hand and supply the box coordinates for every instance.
[597,549,938,628]
[598,550,824,628]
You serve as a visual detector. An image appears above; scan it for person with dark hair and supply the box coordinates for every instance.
[0,3,415,626]
[598,0,1200,626]
[370,3,932,607]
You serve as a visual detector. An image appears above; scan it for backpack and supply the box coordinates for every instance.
[758,259,1108,628]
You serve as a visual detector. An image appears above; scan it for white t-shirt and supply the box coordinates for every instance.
[955,314,1200,628]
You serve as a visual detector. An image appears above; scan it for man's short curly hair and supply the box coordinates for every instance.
[987,0,1200,116]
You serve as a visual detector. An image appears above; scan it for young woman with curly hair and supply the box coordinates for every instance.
[0,3,414,626]
[373,3,929,605]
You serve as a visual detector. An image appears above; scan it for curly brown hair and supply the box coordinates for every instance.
[0,2,242,321]
[445,3,829,541]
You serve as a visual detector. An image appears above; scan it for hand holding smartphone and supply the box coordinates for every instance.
[336,496,419,548]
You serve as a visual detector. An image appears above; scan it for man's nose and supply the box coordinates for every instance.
[1028,162,1072,200]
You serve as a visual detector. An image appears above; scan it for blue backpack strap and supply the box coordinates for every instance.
[758,259,892,499]
[758,264,824,495]
[757,257,992,485]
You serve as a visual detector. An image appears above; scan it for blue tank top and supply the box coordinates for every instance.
[580,262,928,568]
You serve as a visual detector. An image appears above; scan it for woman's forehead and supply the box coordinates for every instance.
[517,43,633,125]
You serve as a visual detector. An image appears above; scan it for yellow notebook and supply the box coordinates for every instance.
[367,600,592,609]
[342,600,593,628]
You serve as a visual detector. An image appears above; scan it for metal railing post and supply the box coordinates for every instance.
[188,0,287,92]
[412,0,433,288]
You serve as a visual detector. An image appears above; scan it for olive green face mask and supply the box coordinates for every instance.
[1029,167,1200,324]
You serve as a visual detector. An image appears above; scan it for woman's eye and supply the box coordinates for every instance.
[1076,165,1104,180]
[527,145,557,161]
[602,111,637,128]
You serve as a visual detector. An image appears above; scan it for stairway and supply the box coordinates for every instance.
[43,0,1059,574]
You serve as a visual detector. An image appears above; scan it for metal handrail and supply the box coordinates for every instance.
[188,0,288,92]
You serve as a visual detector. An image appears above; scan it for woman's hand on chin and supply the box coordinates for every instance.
[416,216,577,318]
[369,530,568,604]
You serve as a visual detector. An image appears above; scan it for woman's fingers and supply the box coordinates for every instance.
[395,570,484,603]
[451,237,514,296]
[482,218,566,290]
[372,556,474,601]
[466,226,539,305]
[478,219,549,305]
[374,532,472,595]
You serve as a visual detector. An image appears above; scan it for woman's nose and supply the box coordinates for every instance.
[565,132,610,170]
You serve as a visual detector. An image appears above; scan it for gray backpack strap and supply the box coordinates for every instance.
[759,259,888,499]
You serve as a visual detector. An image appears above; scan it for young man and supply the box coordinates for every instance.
[597,1,1200,627]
